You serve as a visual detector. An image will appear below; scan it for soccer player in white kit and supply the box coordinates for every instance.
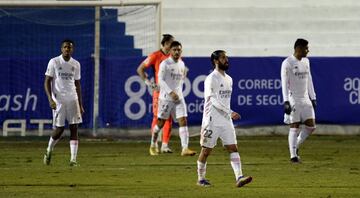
[152,41,196,156]
[196,50,252,187]
[281,38,317,163]
[43,39,84,166]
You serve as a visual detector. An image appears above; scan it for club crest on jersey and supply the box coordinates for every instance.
[72,67,75,71]
[220,84,224,87]
[59,67,62,70]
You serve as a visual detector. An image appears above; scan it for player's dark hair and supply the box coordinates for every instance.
[294,38,308,49]
[211,50,226,67]
[161,34,174,46]
[62,39,75,46]
[170,41,182,49]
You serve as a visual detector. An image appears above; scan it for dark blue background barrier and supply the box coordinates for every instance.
[0,57,94,129]
[1,57,360,129]
[99,57,360,127]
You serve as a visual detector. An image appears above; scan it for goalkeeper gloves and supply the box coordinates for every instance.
[284,101,291,115]
[144,79,159,91]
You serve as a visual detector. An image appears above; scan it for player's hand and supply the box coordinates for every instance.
[151,82,160,91]
[184,66,189,78]
[170,91,179,102]
[231,112,241,120]
[144,79,159,91]
[284,101,291,115]
[80,105,85,114]
[49,99,56,110]
[311,99,317,109]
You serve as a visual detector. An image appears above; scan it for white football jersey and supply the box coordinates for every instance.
[281,55,316,102]
[202,70,233,128]
[158,57,186,101]
[45,55,81,102]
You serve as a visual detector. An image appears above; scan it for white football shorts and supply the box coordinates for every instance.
[200,118,237,148]
[52,99,82,128]
[157,99,188,120]
[284,100,315,124]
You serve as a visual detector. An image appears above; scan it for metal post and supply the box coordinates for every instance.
[93,6,100,136]
[156,1,162,49]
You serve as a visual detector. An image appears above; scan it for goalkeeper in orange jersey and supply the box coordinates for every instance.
[137,34,175,155]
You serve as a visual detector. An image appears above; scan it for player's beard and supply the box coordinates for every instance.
[218,62,229,71]
[172,54,180,61]
[62,51,72,60]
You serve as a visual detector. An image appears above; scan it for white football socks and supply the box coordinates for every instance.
[151,125,161,146]
[197,161,207,181]
[230,152,243,180]
[47,137,59,152]
[161,143,168,149]
[70,140,79,162]
[297,126,315,148]
[179,126,189,150]
[288,128,299,158]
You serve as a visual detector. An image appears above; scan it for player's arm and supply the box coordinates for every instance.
[44,75,56,110]
[136,57,157,90]
[44,59,56,110]
[136,62,149,83]
[75,80,84,114]
[74,63,84,114]
[184,65,189,77]
[205,77,232,115]
[307,62,317,108]
[281,60,290,102]
[209,80,240,120]
[158,62,178,101]
[281,60,291,114]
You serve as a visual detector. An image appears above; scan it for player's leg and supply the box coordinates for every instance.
[225,145,252,187]
[44,127,65,165]
[150,94,161,154]
[151,99,170,143]
[287,102,302,163]
[156,88,172,153]
[150,99,169,155]
[67,99,82,166]
[197,147,212,187]
[149,117,165,156]
[178,117,196,156]
[48,126,65,150]
[161,117,173,153]
[197,126,218,187]
[298,119,315,146]
[289,123,301,162]
[175,99,196,156]
[222,125,252,187]
[69,124,79,166]
[225,144,252,187]
[149,116,161,155]
[296,104,316,152]
[44,103,66,165]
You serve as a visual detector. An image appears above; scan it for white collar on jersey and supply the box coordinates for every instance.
[59,54,73,63]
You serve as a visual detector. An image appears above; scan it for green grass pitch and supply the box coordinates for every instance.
[0,135,359,197]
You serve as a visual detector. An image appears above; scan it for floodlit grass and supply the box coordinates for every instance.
[0,135,359,197]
